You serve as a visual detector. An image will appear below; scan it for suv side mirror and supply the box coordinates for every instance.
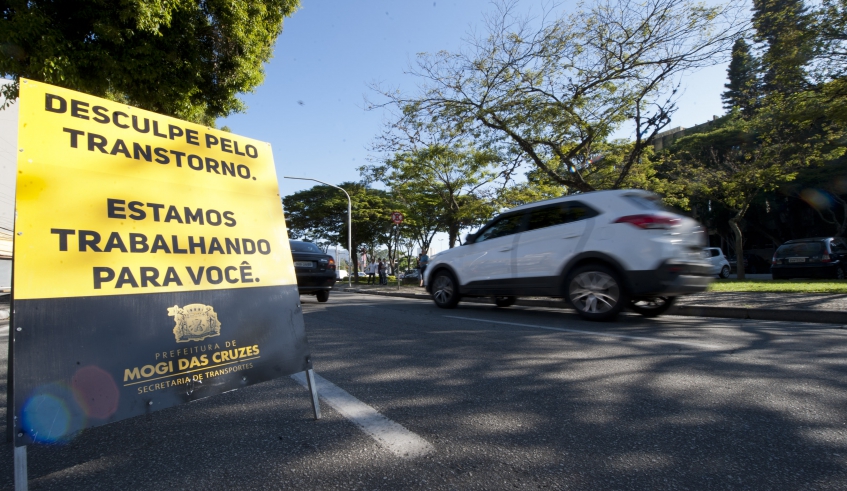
[465,233,476,244]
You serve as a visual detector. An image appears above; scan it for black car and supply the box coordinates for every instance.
[771,237,847,280]
[290,240,337,301]
[401,269,421,284]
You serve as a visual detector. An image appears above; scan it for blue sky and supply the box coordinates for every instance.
[222,0,733,193]
[220,0,736,252]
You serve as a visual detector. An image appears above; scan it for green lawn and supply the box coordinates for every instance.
[344,277,847,294]
[708,279,847,293]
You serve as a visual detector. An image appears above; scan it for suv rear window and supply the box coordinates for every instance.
[526,201,598,231]
[775,242,824,258]
[290,241,323,253]
[623,194,667,211]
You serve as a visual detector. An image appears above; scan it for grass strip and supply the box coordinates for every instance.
[708,279,847,293]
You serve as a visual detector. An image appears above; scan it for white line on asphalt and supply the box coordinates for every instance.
[443,315,721,349]
[290,371,434,459]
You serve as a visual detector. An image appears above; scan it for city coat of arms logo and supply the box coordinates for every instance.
[168,304,221,343]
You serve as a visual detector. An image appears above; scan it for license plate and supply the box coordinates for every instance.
[788,257,806,263]
[293,261,314,268]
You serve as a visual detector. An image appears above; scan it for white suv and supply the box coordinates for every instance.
[424,190,712,321]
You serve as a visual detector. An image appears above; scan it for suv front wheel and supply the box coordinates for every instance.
[566,264,626,321]
[431,270,461,309]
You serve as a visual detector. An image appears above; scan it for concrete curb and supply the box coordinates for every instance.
[342,288,846,325]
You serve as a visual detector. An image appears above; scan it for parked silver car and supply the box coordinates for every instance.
[703,247,731,278]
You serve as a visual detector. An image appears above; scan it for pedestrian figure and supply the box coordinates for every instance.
[418,250,429,287]
[378,259,387,285]
[366,261,376,285]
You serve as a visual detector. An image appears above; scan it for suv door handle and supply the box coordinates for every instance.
[563,235,580,239]
[499,247,512,252]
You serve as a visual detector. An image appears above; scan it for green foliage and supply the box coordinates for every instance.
[372,0,745,193]
[0,0,299,123]
[709,279,847,293]
[364,142,506,248]
[752,0,815,94]
[815,0,847,79]
[722,38,760,115]
[282,182,399,274]
[283,184,347,245]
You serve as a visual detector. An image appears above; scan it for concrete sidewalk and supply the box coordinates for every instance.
[341,286,847,325]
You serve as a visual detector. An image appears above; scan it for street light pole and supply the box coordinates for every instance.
[283,177,352,288]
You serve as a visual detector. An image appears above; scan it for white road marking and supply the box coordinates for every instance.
[444,315,721,349]
[290,371,434,458]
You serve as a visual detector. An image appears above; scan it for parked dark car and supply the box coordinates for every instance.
[290,240,336,302]
[401,269,421,284]
[728,253,771,274]
[771,237,847,280]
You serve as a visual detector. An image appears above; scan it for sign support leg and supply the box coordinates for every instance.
[306,369,321,420]
[14,445,28,491]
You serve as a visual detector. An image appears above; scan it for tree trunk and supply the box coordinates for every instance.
[728,215,745,279]
[351,240,360,282]
[447,222,460,249]
[385,240,394,272]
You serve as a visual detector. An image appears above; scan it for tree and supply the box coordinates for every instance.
[752,0,815,94]
[283,185,344,246]
[364,142,507,248]
[393,190,442,254]
[371,0,745,193]
[722,38,760,116]
[663,92,844,277]
[0,0,299,123]
[815,0,847,79]
[282,182,397,278]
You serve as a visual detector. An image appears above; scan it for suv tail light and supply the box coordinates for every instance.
[772,253,778,265]
[614,214,680,230]
[821,253,831,263]
[328,258,336,270]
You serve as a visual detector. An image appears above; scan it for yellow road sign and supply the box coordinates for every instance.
[14,79,296,299]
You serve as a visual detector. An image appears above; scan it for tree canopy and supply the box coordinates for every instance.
[282,183,399,275]
[371,0,746,193]
[659,0,847,277]
[722,38,760,116]
[364,141,509,248]
[0,0,299,123]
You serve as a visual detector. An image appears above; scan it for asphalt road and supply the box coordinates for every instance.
[1,292,846,490]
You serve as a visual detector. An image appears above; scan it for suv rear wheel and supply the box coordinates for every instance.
[629,296,675,317]
[566,264,626,321]
[316,290,330,303]
[431,270,460,309]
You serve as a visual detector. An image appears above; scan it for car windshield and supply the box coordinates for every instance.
[289,241,323,253]
[775,242,823,257]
